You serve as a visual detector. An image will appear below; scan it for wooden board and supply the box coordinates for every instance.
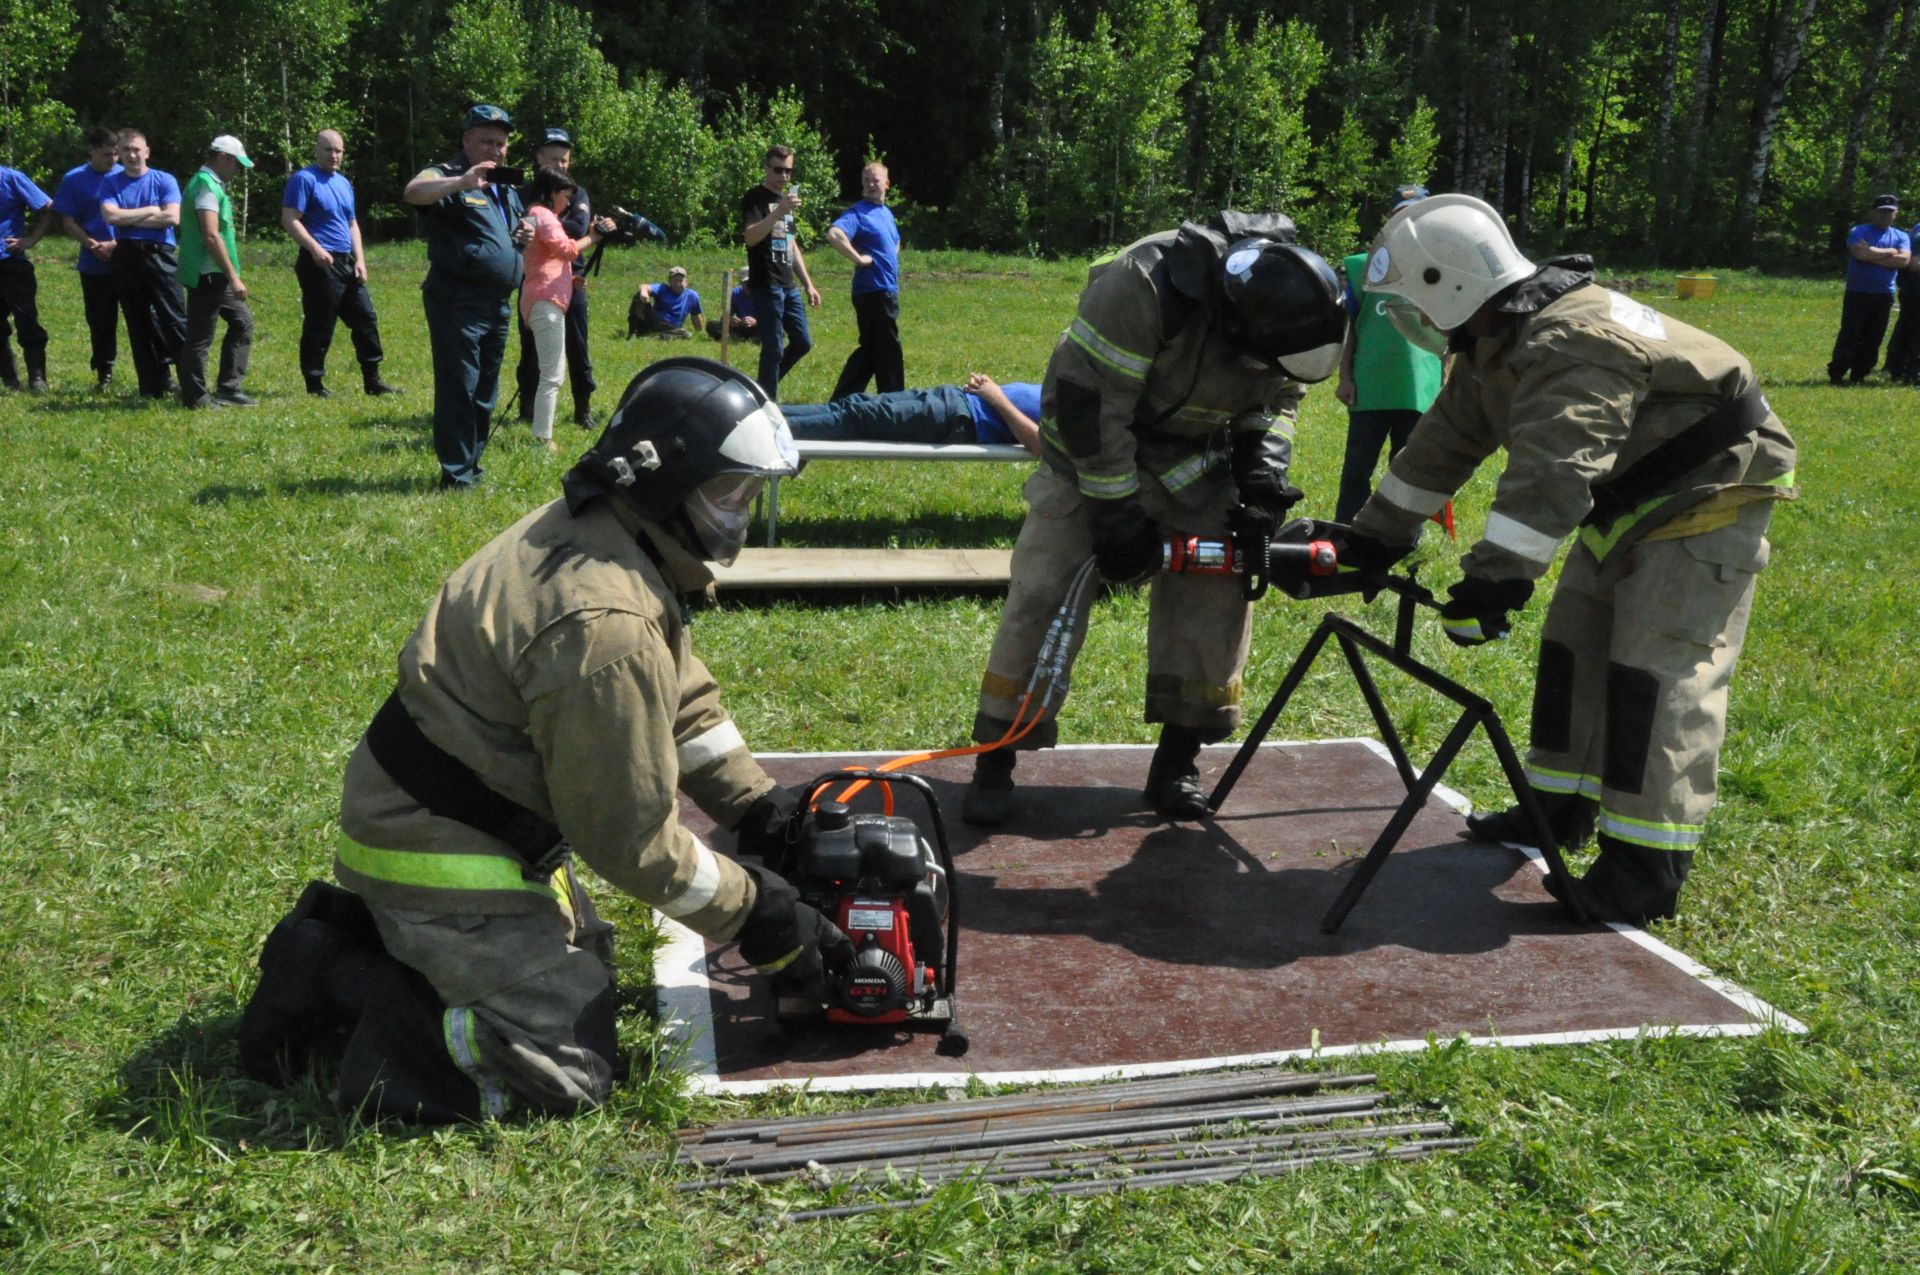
[712,547,1012,590]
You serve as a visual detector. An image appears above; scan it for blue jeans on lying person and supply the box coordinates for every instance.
[780,385,976,444]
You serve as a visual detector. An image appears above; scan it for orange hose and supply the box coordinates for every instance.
[822,691,1049,812]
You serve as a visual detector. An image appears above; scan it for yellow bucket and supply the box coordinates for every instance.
[1676,274,1718,300]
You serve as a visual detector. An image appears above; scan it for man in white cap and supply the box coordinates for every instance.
[177,135,257,408]
[1342,194,1797,925]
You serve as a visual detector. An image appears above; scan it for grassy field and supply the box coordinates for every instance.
[1,240,1916,1271]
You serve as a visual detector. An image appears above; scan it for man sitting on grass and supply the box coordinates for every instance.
[780,373,1040,452]
[628,266,701,338]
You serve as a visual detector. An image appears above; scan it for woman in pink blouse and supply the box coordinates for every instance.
[521,167,613,450]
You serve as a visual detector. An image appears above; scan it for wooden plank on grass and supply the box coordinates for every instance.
[712,548,1012,590]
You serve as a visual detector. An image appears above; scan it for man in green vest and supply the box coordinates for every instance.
[1334,184,1443,523]
[177,135,257,409]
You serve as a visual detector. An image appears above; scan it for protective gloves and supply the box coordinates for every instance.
[1439,575,1534,647]
[1229,429,1303,530]
[737,866,854,998]
[732,785,799,864]
[1091,498,1164,584]
[1332,530,1414,600]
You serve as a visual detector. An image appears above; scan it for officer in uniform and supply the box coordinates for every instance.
[404,104,530,489]
[1343,194,1797,925]
[962,213,1348,825]
[515,128,598,430]
[238,359,852,1122]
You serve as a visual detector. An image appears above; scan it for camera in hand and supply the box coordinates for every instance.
[483,165,524,188]
[583,205,668,276]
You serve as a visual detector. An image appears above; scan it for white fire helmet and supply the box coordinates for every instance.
[1361,194,1535,345]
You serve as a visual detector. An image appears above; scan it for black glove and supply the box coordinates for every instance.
[1439,576,1534,647]
[1226,503,1278,549]
[1332,530,1412,600]
[1229,428,1302,526]
[737,867,853,998]
[1091,498,1163,584]
[732,786,799,863]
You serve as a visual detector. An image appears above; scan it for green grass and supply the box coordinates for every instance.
[2,245,1918,1270]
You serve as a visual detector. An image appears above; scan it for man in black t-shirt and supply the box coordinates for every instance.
[740,144,820,399]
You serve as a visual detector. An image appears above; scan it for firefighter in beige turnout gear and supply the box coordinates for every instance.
[239,359,851,1121]
[963,212,1348,825]
[1344,194,1796,925]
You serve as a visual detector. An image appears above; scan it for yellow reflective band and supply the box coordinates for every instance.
[1763,468,1795,487]
[1598,809,1703,849]
[1159,454,1216,493]
[1525,765,1602,798]
[753,945,803,976]
[1441,616,1484,640]
[1578,492,1668,561]
[1067,317,1151,379]
[336,832,559,900]
[1077,469,1140,500]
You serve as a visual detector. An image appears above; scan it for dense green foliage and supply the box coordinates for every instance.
[12,1,1920,263]
[0,244,1917,1267]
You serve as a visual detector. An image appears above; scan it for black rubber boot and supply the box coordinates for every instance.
[1576,835,1691,925]
[337,958,486,1124]
[1144,725,1211,820]
[961,749,1018,827]
[362,364,402,396]
[1464,793,1596,851]
[25,353,47,395]
[306,376,330,398]
[236,881,385,1084]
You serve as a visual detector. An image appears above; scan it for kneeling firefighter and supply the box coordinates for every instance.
[239,358,851,1121]
[1342,194,1797,924]
[963,211,1348,825]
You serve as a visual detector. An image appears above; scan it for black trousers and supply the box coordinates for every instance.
[1828,289,1895,382]
[0,256,49,385]
[516,280,594,419]
[111,241,188,397]
[295,252,385,380]
[180,272,254,404]
[1884,280,1920,381]
[831,289,904,399]
[80,272,120,377]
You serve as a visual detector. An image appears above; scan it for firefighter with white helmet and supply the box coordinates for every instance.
[1344,194,1796,924]
[239,358,852,1121]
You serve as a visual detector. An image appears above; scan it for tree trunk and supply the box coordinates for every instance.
[1556,123,1575,231]
[1678,0,1719,236]
[1582,59,1614,227]
[1454,3,1476,197]
[1837,0,1912,243]
[1487,7,1513,209]
[1651,0,1683,250]
[1702,0,1730,127]
[1737,0,1821,244]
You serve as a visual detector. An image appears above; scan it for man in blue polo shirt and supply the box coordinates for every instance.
[632,266,702,337]
[1828,193,1911,385]
[781,373,1039,451]
[0,162,55,393]
[826,162,903,398]
[403,104,531,489]
[51,127,126,389]
[284,128,399,398]
[100,128,189,400]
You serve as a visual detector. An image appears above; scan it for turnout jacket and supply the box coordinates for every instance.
[1042,217,1304,507]
[338,497,773,939]
[1354,272,1797,581]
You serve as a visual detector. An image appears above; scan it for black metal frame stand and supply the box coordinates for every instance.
[1207,588,1588,933]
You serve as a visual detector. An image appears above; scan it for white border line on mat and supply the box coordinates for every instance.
[658,741,1804,1095]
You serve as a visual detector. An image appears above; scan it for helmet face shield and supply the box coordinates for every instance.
[1383,294,1452,355]
[717,400,799,478]
[1277,340,1342,383]
[683,472,765,565]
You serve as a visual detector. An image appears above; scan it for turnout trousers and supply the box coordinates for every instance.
[423,275,511,487]
[1522,500,1772,902]
[0,256,48,385]
[295,253,386,381]
[345,862,620,1123]
[973,465,1250,748]
[111,241,188,397]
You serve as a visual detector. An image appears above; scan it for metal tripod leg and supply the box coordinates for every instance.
[1206,616,1336,812]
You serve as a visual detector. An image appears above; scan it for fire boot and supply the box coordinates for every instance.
[305,375,331,398]
[1553,834,1691,926]
[362,363,402,396]
[960,748,1018,827]
[337,957,491,1124]
[1143,725,1211,820]
[236,881,384,1084]
[25,352,48,396]
[1464,793,1596,851]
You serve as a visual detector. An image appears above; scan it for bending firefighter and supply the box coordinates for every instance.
[1342,194,1796,925]
[239,359,851,1122]
[963,212,1347,825]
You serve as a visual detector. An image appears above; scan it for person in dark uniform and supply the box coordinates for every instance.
[51,127,126,390]
[283,128,400,398]
[515,128,597,430]
[0,161,54,393]
[100,128,189,400]
[404,104,531,490]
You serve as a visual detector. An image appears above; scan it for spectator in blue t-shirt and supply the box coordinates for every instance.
[705,273,759,342]
[283,129,398,398]
[1828,193,1912,385]
[50,127,126,388]
[629,266,702,338]
[100,128,190,400]
[781,373,1039,451]
[0,162,55,393]
[825,162,903,399]
[1887,221,1920,383]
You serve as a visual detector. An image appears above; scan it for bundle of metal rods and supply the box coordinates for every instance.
[673,1068,1475,1222]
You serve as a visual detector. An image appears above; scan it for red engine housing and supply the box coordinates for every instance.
[827,893,925,1025]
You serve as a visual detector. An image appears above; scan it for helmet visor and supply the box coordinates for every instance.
[718,401,800,477]
[684,472,764,565]
[1278,340,1342,384]
[1383,295,1452,355]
